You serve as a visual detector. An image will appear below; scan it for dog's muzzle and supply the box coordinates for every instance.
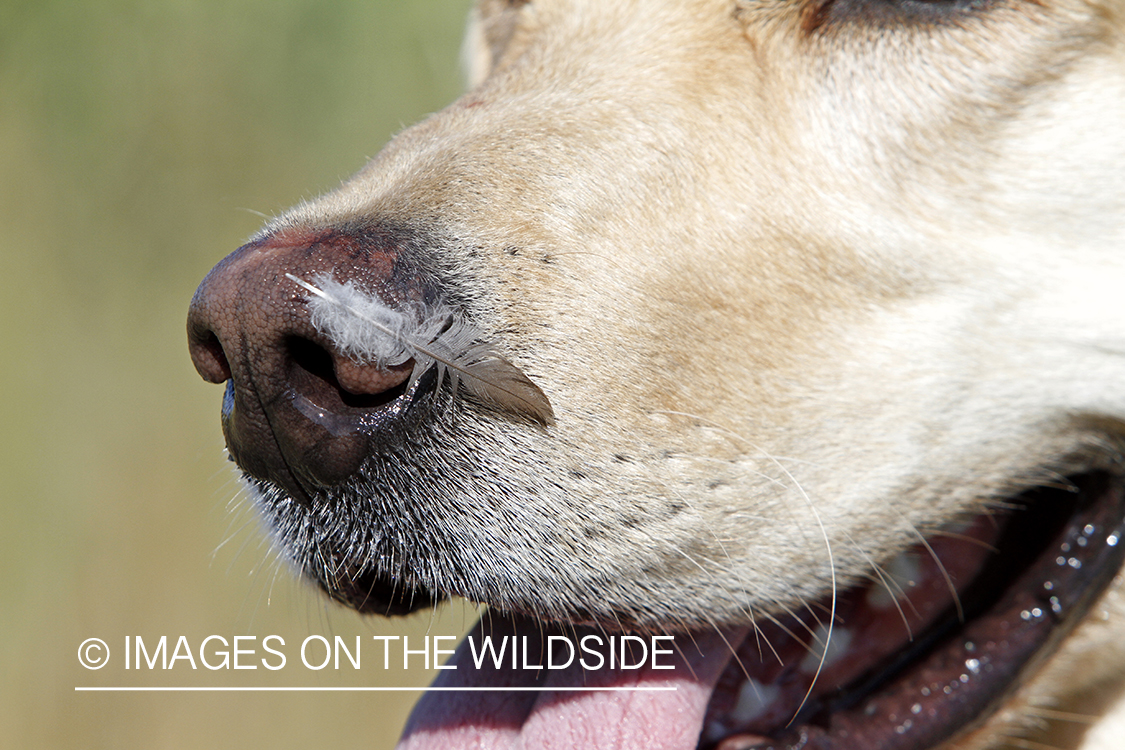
[188,229,1125,749]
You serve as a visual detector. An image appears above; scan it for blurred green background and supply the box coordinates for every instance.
[0,1,477,747]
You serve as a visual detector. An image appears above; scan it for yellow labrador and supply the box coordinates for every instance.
[187,0,1125,747]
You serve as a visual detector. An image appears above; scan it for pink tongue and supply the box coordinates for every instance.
[397,616,748,750]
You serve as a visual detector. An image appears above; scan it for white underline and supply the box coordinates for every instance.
[75,686,677,692]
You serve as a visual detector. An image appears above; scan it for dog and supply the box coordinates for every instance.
[187,0,1125,747]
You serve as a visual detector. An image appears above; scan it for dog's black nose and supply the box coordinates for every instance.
[187,225,431,504]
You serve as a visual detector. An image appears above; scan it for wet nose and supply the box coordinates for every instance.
[186,226,429,504]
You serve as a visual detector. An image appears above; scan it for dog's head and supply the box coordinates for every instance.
[188,0,1125,747]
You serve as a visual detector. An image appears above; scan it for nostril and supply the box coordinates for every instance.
[285,336,413,410]
[287,336,335,387]
[188,326,233,383]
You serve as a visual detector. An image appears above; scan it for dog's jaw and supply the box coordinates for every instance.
[388,476,1125,750]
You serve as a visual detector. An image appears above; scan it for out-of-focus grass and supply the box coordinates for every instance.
[0,1,476,747]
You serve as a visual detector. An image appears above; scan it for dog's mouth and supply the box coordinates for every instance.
[400,472,1125,750]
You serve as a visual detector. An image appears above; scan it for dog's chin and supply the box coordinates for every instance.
[259,471,1125,750]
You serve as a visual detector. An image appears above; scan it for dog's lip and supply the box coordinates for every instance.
[396,473,1125,750]
[705,472,1125,750]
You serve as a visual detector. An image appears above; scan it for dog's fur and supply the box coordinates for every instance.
[192,0,1125,747]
